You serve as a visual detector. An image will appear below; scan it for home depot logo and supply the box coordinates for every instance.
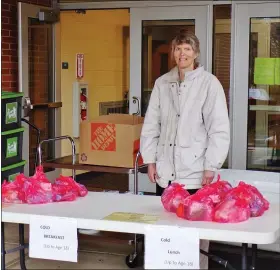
[91,123,116,151]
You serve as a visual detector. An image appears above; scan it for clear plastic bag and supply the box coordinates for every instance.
[161,183,190,213]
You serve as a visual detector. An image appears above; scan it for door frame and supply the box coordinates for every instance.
[128,4,213,116]
[128,3,213,193]
[18,2,61,178]
[231,1,280,170]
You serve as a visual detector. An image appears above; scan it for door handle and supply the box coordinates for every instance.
[132,96,140,116]
[32,102,62,108]
[23,97,62,117]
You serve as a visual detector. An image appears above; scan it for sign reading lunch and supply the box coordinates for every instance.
[29,216,78,262]
[145,226,199,269]
[91,123,116,151]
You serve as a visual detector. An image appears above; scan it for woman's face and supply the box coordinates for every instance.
[173,43,197,70]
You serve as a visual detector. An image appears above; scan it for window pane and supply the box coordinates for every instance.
[247,18,280,172]
[141,20,195,115]
[212,5,232,168]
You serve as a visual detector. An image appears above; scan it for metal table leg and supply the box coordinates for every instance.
[125,151,141,268]
[19,224,27,270]
[251,244,257,270]
[1,222,6,270]
[242,243,248,270]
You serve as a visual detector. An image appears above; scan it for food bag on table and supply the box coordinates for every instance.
[176,194,214,221]
[52,175,88,202]
[1,176,26,204]
[161,183,190,213]
[224,181,269,217]
[195,174,232,204]
[1,166,89,205]
[214,198,251,223]
[24,166,53,204]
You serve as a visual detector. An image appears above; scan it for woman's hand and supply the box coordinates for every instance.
[201,170,215,186]
[147,163,159,183]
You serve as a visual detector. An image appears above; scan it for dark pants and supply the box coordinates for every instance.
[156,181,198,196]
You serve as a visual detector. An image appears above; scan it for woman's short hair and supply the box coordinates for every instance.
[171,30,200,67]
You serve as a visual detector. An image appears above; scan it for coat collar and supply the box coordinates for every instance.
[166,65,205,84]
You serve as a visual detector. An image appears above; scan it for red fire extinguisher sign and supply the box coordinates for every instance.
[76,53,84,79]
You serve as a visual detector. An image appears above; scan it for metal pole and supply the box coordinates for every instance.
[37,135,76,180]
[242,243,248,270]
[21,118,41,171]
[134,151,140,195]
[1,222,6,270]
[19,224,27,270]
[133,151,141,261]
[251,244,257,270]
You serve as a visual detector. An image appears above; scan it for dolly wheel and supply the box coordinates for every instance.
[125,254,138,268]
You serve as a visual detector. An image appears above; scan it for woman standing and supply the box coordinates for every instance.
[140,31,230,269]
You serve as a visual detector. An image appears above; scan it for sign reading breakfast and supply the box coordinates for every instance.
[91,123,116,151]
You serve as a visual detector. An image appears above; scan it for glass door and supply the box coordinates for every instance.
[232,1,280,172]
[129,5,212,116]
[18,2,61,177]
[129,5,212,193]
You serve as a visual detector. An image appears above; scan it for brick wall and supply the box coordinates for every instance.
[1,0,53,174]
[1,0,52,93]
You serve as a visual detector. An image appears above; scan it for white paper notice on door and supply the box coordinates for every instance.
[145,225,199,269]
[29,215,78,262]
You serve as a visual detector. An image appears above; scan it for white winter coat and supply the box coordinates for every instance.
[140,66,230,189]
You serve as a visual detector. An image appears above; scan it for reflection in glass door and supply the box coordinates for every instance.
[141,20,195,115]
[129,5,211,117]
[247,17,280,171]
[129,5,211,193]
[232,1,280,172]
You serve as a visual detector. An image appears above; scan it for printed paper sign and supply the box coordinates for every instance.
[145,226,199,269]
[91,123,116,151]
[29,216,78,262]
[275,58,280,85]
[76,53,84,79]
[103,212,159,224]
[254,57,280,85]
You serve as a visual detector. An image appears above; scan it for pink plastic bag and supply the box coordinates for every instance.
[24,166,53,204]
[54,175,88,198]
[1,176,26,204]
[224,181,269,217]
[52,183,77,202]
[214,198,251,223]
[161,183,190,213]
[1,166,88,205]
[52,175,88,202]
[195,175,232,204]
[176,194,214,221]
